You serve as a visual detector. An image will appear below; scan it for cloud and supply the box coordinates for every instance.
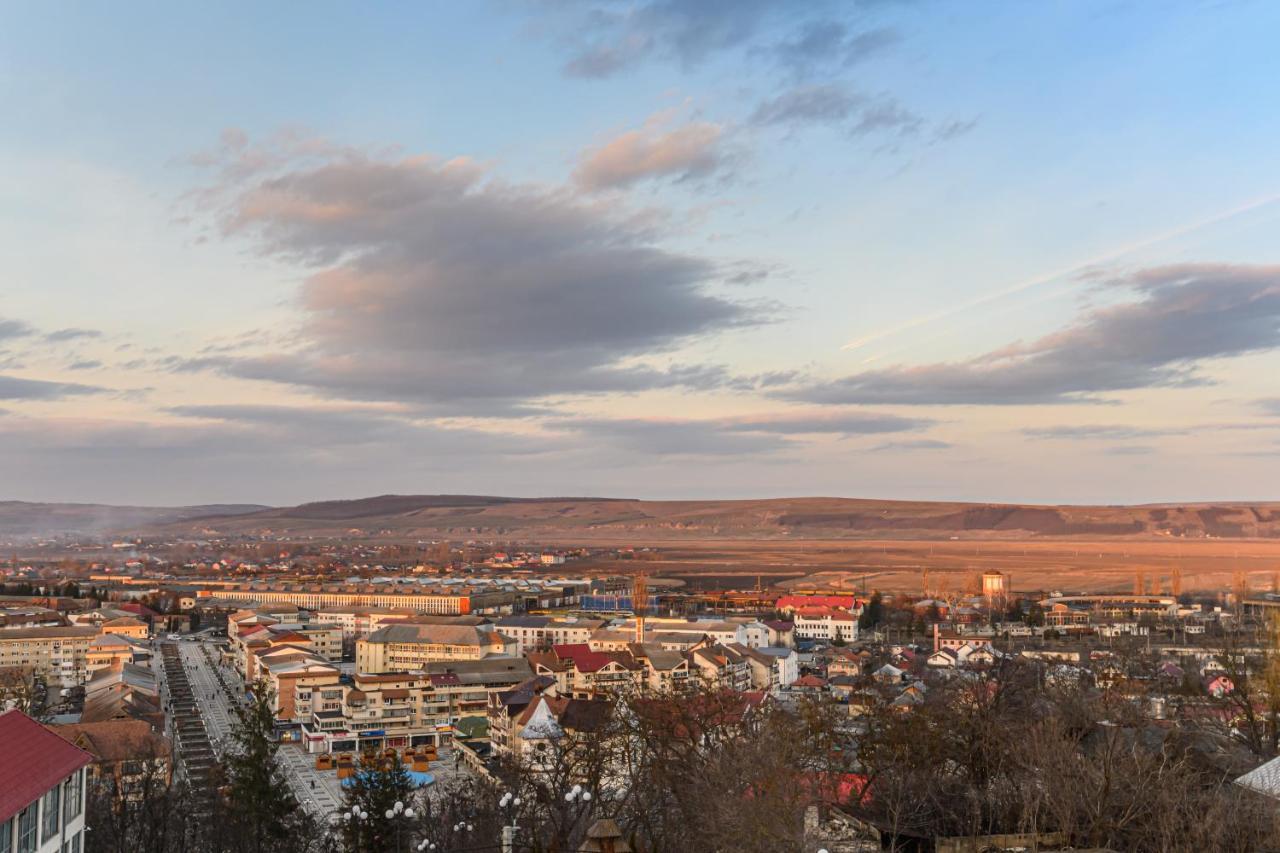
[0,320,35,341]
[725,411,934,436]
[1022,425,1185,440]
[1257,399,1280,416]
[0,406,566,502]
[185,135,766,412]
[574,117,728,191]
[556,1,912,78]
[556,417,791,457]
[560,0,789,78]
[770,21,901,78]
[749,84,921,136]
[552,408,931,457]
[44,327,102,343]
[67,360,103,371]
[167,404,560,456]
[784,264,1280,405]
[1104,445,1156,456]
[869,439,953,452]
[0,374,104,400]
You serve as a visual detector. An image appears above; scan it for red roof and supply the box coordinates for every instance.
[118,603,158,618]
[551,643,635,674]
[776,595,858,611]
[0,710,94,822]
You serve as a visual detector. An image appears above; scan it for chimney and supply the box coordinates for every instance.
[933,622,941,653]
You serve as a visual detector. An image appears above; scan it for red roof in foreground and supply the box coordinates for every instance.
[0,710,94,822]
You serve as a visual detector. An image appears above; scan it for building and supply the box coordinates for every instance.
[0,626,99,691]
[0,709,91,853]
[792,608,860,643]
[493,615,605,655]
[529,644,644,698]
[81,663,162,727]
[201,584,515,615]
[47,720,171,798]
[729,644,799,691]
[982,571,1007,600]
[0,608,66,630]
[685,643,753,692]
[298,658,535,754]
[260,651,342,724]
[489,691,611,771]
[355,623,514,673]
[86,634,150,673]
[312,607,420,644]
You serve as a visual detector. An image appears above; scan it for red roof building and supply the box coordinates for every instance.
[0,709,94,848]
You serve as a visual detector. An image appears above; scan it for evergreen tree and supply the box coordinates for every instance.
[339,751,417,853]
[220,680,317,853]
[858,593,884,630]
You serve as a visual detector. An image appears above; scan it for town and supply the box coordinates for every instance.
[4,539,1280,851]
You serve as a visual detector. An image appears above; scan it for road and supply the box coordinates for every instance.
[177,640,346,820]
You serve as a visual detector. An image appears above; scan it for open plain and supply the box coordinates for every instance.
[569,537,1280,596]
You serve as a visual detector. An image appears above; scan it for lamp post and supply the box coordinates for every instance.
[343,805,369,853]
[499,790,522,853]
[563,784,593,843]
[386,799,417,852]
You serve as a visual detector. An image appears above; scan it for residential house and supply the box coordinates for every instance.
[47,719,171,798]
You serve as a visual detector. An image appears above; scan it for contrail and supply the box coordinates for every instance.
[841,193,1280,351]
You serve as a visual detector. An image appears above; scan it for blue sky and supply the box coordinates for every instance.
[3,0,1280,505]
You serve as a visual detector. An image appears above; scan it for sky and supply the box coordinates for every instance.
[3,0,1280,507]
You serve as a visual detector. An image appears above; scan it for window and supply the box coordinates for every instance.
[0,817,11,853]
[70,831,81,853]
[16,806,35,853]
[64,770,82,822]
[41,786,60,842]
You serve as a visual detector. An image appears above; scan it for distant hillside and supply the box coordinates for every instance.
[150,494,1280,541]
[0,501,270,539]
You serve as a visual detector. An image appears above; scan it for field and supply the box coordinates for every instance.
[569,538,1280,597]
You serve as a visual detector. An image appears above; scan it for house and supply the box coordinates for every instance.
[927,648,959,668]
[626,644,692,692]
[790,674,828,695]
[1205,674,1234,698]
[0,709,92,853]
[81,662,162,728]
[872,663,907,684]
[489,687,611,772]
[727,644,798,691]
[47,719,171,798]
[528,644,643,697]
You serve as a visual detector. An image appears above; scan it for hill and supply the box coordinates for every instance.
[0,501,270,539]
[150,494,1280,541]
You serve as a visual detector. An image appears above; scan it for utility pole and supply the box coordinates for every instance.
[502,825,516,853]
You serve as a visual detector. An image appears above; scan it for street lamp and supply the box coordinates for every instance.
[343,806,370,853]
[499,790,523,853]
[389,799,416,851]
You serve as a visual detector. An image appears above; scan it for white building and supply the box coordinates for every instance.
[493,615,604,655]
[0,710,91,853]
[792,608,859,643]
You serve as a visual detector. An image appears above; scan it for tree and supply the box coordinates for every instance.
[0,667,47,719]
[218,680,323,853]
[85,740,198,853]
[858,593,884,631]
[339,751,416,852]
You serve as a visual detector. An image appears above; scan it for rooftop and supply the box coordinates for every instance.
[0,710,93,823]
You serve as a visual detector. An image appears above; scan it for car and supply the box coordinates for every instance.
[167,633,180,640]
